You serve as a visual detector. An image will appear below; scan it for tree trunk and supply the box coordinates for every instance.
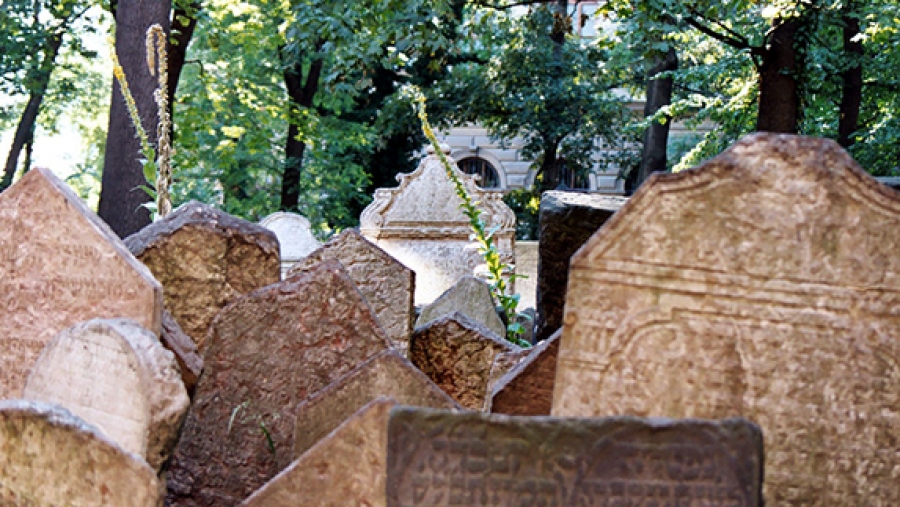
[281,55,323,210]
[1,31,64,191]
[756,18,801,133]
[98,0,171,237]
[167,3,199,109]
[536,139,561,192]
[628,47,677,194]
[838,3,862,148]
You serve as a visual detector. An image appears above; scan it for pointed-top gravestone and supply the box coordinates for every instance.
[489,329,560,415]
[259,211,321,277]
[416,275,506,339]
[0,167,162,398]
[288,229,415,356]
[555,133,900,504]
[125,201,280,353]
[166,259,390,507]
[0,400,160,506]
[360,144,516,305]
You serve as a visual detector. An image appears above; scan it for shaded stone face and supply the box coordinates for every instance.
[489,329,560,415]
[0,167,162,398]
[165,259,390,507]
[409,312,520,410]
[293,350,460,458]
[23,318,190,472]
[289,229,415,356]
[242,397,397,507]
[535,191,627,343]
[259,211,321,277]
[387,407,763,506]
[416,275,506,340]
[555,133,900,504]
[125,201,280,353]
[0,400,160,506]
[160,309,203,397]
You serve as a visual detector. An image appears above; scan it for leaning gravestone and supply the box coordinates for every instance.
[161,309,203,396]
[23,318,189,472]
[409,312,520,410]
[125,201,280,353]
[293,349,460,458]
[242,397,397,507]
[259,211,321,277]
[166,259,390,506]
[554,133,900,504]
[360,144,516,305]
[416,275,506,339]
[0,400,160,506]
[489,329,560,415]
[289,229,415,356]
[0,167,162,399]
[535,191,627,343]
[387,407,763,506]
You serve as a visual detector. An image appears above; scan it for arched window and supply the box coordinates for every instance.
[458,157,500,188]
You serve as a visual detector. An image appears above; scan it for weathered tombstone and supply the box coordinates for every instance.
[166,259,390,506]
[360,144,516,305]
[555,133,900,504]
[293,350,461,458]
[535,191,627,342]
[416,275,506,339]
[409,312,520,410]
[124,201,280,353]
[387,407,763,506]
[0,167,162,398]
[513,240,538,310]
[22,318,189,471]
[0,400,160,506]
[288,229,415,356]
[242,397,397,507]
[161,309,203,396]
[489,329,560,415]
[259,211,321,277]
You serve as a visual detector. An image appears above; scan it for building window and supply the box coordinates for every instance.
[557,158,591,189]
[458,157,500,188]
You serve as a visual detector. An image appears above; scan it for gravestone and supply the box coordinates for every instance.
[409,312,520,410]
[0,167,162,399]
[161,309,203,396]
[259,211,321,277]
[293,350,460,458]
[125,201,280,353]
[242,397,397,507]
[0,400,160,506]
[554,133,900,504]
[289,229,415,356]
[513,240,537,310]
[416,275,506,339]
[489,329,560,415]
[535,191,627,342]
[166,259,390,506]
[387,407,763,506]
[23,318,189,471]
[360,144,516,305]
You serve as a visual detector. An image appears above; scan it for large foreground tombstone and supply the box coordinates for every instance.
[23,318,189,471]
[555,133,900,504]
[289,229,415,356]
[387,407,763,506]
[0,167,162,398]
[0,400,160,506]
[360,144,516,305]
[125,201,280,353]
[259,211,321,277]
[166,259,390,506]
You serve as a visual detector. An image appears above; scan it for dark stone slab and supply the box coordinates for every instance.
[489,328,560,415]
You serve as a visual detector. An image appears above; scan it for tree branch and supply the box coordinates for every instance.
[470,0,548,11]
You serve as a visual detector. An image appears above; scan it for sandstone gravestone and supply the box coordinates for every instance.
[416,275,506,339]
[259,211,321,277]
[125,201,280,353]
[535,191,627,342]
[0,400,160,506]
[409,312,520,410]
[554,133,900,504]
[23,318,189,471]
[293,350,460,458]
[489,329,560,415]
[514,240,537,310]
[161,309,203,396]
[166,259,390,506]
[0,167,162,398]
[360,144,516,305]
[243,397,397,507]
[289,229,415,356]
[387,407,763,506]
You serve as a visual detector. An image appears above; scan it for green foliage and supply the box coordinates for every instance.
[503,188,540,241]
